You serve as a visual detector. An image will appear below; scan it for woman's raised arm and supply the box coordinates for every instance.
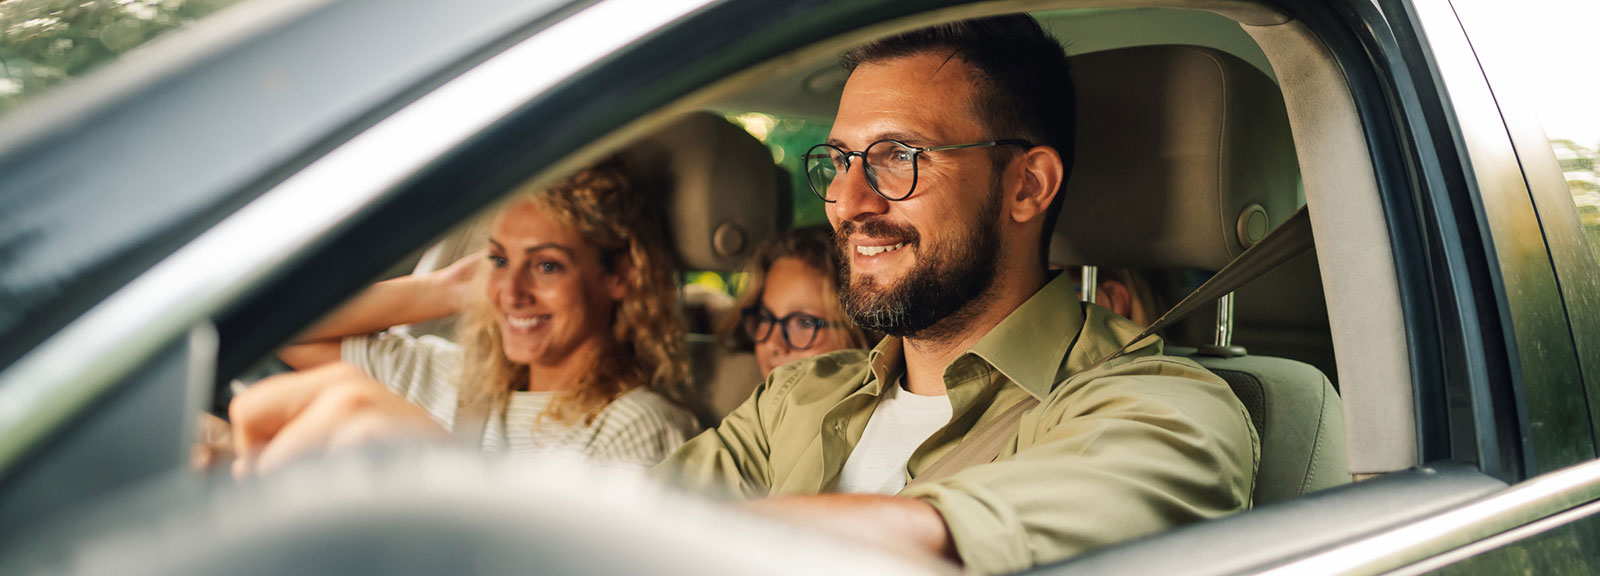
[279,252,481,369]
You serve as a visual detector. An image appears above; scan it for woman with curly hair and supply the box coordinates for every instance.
[275,156,698,466]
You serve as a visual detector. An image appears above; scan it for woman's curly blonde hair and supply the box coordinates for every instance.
[456,156,689,424]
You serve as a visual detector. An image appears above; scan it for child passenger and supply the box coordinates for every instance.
[718,225,872,377]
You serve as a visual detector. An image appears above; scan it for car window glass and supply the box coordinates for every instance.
[727,112,832,226]
[0,0,252,117]
[1451,0,1600,254]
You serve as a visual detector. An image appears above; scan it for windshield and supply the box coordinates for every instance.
[0,0,249,116]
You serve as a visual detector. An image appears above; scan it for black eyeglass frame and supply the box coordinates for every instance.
[803,138,1034,203]
[740,306,834,350]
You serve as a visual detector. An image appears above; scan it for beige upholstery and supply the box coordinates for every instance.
[1050,45,1299,270]
[1051,45,1347,498]
[626,112,790,272]
[686,335,764,422]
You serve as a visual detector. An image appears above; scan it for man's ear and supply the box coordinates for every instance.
[1009,146,1066,225]
[1097,279,1134,320]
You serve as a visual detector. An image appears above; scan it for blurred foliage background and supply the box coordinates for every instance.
[0,0,245,115]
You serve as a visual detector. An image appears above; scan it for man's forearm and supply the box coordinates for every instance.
[745,494,958,564]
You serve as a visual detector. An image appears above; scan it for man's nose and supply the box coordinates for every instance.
[829,162,891,224]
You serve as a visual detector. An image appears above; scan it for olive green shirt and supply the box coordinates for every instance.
[659,274,1259,574]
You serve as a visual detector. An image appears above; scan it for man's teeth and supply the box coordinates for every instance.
[856,242,906,256]
[506,315,548,329]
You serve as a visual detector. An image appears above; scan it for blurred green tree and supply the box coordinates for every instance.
[0,0,245,115]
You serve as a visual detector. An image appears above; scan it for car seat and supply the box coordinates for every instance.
[1051,45,1349,505]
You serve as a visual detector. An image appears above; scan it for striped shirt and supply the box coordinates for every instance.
[342,332,700,466]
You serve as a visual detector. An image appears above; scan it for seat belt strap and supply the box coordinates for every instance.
[902,207,1314,487]
[904,396,1040,488]
[453,394,491,450]
[1095,207,1315,368]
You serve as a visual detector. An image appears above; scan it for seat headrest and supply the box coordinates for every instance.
[627,112,790,272]
[1050,45,1299,271]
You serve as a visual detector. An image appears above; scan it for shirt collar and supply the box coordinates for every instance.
[965,272,1085,400]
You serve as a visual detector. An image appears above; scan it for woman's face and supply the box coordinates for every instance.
[752,257,854,376]
[486,200,625,367]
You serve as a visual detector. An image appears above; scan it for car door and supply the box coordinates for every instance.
[1367,0,1600,572]
[1040,0,1600,572]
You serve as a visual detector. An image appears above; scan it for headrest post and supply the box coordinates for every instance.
[1215,292,1236,347]
[1079,265,1099,303]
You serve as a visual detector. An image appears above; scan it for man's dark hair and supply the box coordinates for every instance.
[841,15,1075,265]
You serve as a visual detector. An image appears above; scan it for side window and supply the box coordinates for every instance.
[726,112,832,226]
[1450,0,1600,256]
[1559,141,1600,249]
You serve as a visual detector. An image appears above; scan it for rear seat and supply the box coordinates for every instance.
[405,111,786,427]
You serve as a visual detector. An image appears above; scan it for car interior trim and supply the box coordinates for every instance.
[1258,457,1600,575]
[1243,17,1418,474]
[0,0,717,476]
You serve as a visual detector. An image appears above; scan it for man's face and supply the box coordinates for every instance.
[825,53,1008,338]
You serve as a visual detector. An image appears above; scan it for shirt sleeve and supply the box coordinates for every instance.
[898,362,1258,575]
[340,332,463,429]
[654,365,804,499]
[586,393,704,467]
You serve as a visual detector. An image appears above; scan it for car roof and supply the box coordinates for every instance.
[0,0,574,370]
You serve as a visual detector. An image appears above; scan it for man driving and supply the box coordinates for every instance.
[229,14,1257,575]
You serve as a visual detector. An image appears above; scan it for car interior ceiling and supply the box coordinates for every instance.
[308,3,1413,502]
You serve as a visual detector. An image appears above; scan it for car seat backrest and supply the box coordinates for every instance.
[1051,45,1348,499]
[1185,354,1347,505]
[625,112,791,272]
[1050,45,1299,270]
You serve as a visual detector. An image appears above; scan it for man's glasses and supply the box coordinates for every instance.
[803,138,1033,203]
[741,307,832,350]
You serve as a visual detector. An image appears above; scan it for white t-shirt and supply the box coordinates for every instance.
[835,377,953,495]
[341,332,701,466]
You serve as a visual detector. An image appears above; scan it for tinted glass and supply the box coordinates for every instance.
[727,112,832,226]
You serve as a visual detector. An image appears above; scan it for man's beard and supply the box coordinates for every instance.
[835,184,1003,340]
